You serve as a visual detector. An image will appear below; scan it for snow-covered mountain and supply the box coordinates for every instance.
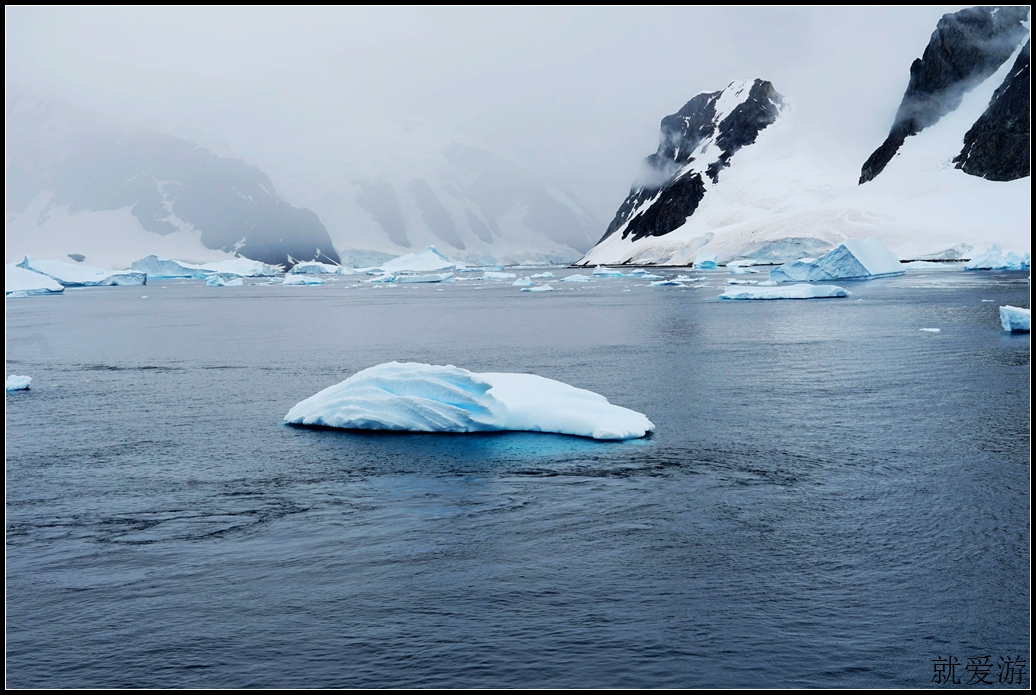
[5,94,338,270]
[285,123,604,267]
[577,6,1030,267]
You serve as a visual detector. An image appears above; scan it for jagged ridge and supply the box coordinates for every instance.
[598,79,783,245]
[859,5,1029,184]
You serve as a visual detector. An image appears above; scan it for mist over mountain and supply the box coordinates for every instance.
[6,94,337,268]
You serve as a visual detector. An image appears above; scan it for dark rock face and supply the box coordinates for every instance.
[599,79,783,245]
[6,98,338,268]
[953,39,1030,181]
[860,6,1029,184]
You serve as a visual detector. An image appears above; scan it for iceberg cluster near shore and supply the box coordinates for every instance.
[284,362,654,440]
[18,256,145,286]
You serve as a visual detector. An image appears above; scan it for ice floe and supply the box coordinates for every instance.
[380,246,456,273]
[396,273,453,284]
[284,362,654,440]
[6,375,31,392]
[131,255,212,279]
[482,271,517,280]
[999,306,1030,332]
[18,256,146,286]
[592,266,625,277]
[6,264,64,297]
[770,238,902,282]
[531,271,555,279]
[694,252,719,269]
[512,277,535,287]
[283,275,325,285]
[560,274,593,282]
[719,284,851,300]
[520,284,553,292]
[289,261,344,275]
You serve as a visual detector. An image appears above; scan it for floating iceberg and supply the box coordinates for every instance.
[131,255,213,279]
[199,258,280,277]
[380,246,455,273]
[694,252,718,269]
[205,275,243,287]
[560,274,593,282]
[729,267,759,275]
[770,238,902,282]
[719,283,851,300]
[283,275,325,285]
[17,256,146,287]
[592,266,625,277]
[482,271,517,280]
[650,280,685,287]
[284,362,654,440]
[395,273,453,284]
[999,306,1030,333]
[727,279,759,285]
[290,261,343,275]
[531,271,555,279]
[520,284,553,292]
[6,375,31,392]
[512,277,535,287]
[964,245,1031,271]
[726,259,759,267]
[6,264,64,296]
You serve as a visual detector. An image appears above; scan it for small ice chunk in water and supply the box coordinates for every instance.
[283,275,325,285]
[512,277,535,287]
[520,285,553,292]
[6,375,31,392]
[560,274,593,282]
[482,271,517,280]
[531,272,554,279]
[284,362,654,440]
[650,280,684,287]
[205,275,226,287]
[919,328,941,333]
[592,266,625,277]
[719,284,851,300]
[999,306,1030,333]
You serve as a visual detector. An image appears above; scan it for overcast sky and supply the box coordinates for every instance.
[6,6,969,220]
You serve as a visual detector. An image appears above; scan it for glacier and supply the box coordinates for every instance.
[17,256,146,287]
[770,238,903,282]
[6,375,32,392]
[284,362,654,440]
[6,264,65,296]
[719,284,851,300]
[999,306,1030,333]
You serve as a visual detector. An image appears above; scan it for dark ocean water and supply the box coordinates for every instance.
[5,268,1030,687]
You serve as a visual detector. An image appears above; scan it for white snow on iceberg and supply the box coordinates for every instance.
[770,238,902,282]
[131,255,213,279]
[283,275,325,285]
[18,256,146,286]
[964,245,1030,270]
[199,258,280,277]
[719,284,851,300]
[380,246,456,273]
[395,272,453,284]
[284,362,654,440]
[6,264,64,296]
[290,261,344,275]
[999,306,1030,333]
[6,375,31,392]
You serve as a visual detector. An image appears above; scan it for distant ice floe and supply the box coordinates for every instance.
[729,267,760,274]
[694,252,719,269]
[651,280,685,287]
[289,261,345,275]
[482,271,517,280]
[560,274,593,282]
[919,328,941,333]
[592,266,625,277]
[206,275,243,286]
[964,245,1030,271]
[720,283,851,300]
[283,275,325,285]
[284,361,654,440]
[999,306,1030,332]
[520,284,553,293]
[18,256,146,286]
[131,255,279,278]
[6,375,31,392]
[531,272,555,279]
[6,264,64,297]
[512,277,535,287]
[770,238,902,282]
[396,273,453,284]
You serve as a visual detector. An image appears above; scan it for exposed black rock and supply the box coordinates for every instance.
[6,98,338,268]
[953,39,1030,181]
[860,6,1029,184]
[598,79,783,245]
